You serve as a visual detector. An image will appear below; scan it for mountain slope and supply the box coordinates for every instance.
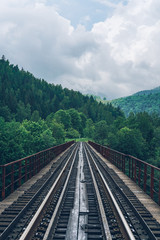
[0,57,123,122]
[111,87,160,116]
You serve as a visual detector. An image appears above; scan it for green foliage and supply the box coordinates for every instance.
[84,119,95,139]
[111,87,160,116]
[79,112,87,126]
[0,105,12,121]
[107,132,119,149]
[0,119,25,164]
[135,112,154,142]
[16,101,31,122]
[31,110,40,122]
[94,120,109,144]
[67,109,82,132]
[113,116,126,130]
[66,128,80,139]
[53,110,71,129]
[116,127,146,159]
[0,57,124,165]
[51,121,65,145]
[21,119,55,154]
[0,57,122,123]
[1,56,160,170]
[0,118,56,164]
[92,110,160,166]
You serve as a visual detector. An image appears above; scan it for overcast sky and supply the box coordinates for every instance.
[0,0,160,99]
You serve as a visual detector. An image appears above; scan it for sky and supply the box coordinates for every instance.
[0,0,160,99]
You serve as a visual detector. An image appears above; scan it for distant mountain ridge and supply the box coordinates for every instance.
[111,86,160,116]
[134,86,160,96]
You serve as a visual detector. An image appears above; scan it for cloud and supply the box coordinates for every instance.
[93,0,120,8]
[91,0,160,97]
[0,0,160,100]
[0,0,74,76]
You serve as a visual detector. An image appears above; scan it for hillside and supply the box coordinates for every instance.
[111,87,160,116]
[0,56,125,164]
[1,57,160,169]
[0,57,123,123]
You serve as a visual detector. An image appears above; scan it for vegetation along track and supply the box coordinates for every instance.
[1,142,160,239]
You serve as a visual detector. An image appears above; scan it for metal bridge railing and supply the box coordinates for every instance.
[0,141,74,201]
[88,141,160,205]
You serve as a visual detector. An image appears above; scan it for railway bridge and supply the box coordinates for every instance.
[0,141,160,239]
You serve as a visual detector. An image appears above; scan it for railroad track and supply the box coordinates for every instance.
[0,143,77,240]
[85,143,160,240]
[0,142,160,239]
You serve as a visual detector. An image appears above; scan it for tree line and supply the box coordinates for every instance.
[0,57,122,164]
[111,88,160,117]
[93,112,160,168]
[0,108,86,164]
[0,56,122,123]
[0,56,160,168]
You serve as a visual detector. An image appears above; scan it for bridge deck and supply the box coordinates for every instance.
[91,146,160,224]
[1,144,160,226]
[0,151,65,215]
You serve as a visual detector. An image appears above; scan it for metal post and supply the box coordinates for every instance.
[105,148,107,158]
[159,175,160,205]
[25,159,27,182]
[33,156,36,176]
[11,164,14,193]
[128,156,131,178]
[19,161,22,187]
[138,162,141,186]
[151,167,154,199]
[29,158,32,179]
[2,166,6,200]
[116,153,118,168]
[132,158,134,179]
[123,155,125,173]
[134,159,137,182]
[143,164,147,192]
[36,155,38,173]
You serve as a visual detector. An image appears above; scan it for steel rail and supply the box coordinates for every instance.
[0,155,69,240]
[84,146,112,240]
[65,142,88,240]
[43,146,78,240]
[85,144,136,240]
[19,144,79,240]
[0,144,76,240]
[88,143,158,240]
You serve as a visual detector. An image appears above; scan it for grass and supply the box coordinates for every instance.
[65,138,92,142]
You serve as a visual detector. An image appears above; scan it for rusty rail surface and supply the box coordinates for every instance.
[88,141,160,205]
[0,141,74,200]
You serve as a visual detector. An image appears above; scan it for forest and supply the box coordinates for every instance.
[0,56,160,169]
[111,87,160,116]
[0,57,122,164]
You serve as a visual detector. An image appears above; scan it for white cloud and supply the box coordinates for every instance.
[93,0,118,8]
[0,0,160,99]
[90,0,160,97]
